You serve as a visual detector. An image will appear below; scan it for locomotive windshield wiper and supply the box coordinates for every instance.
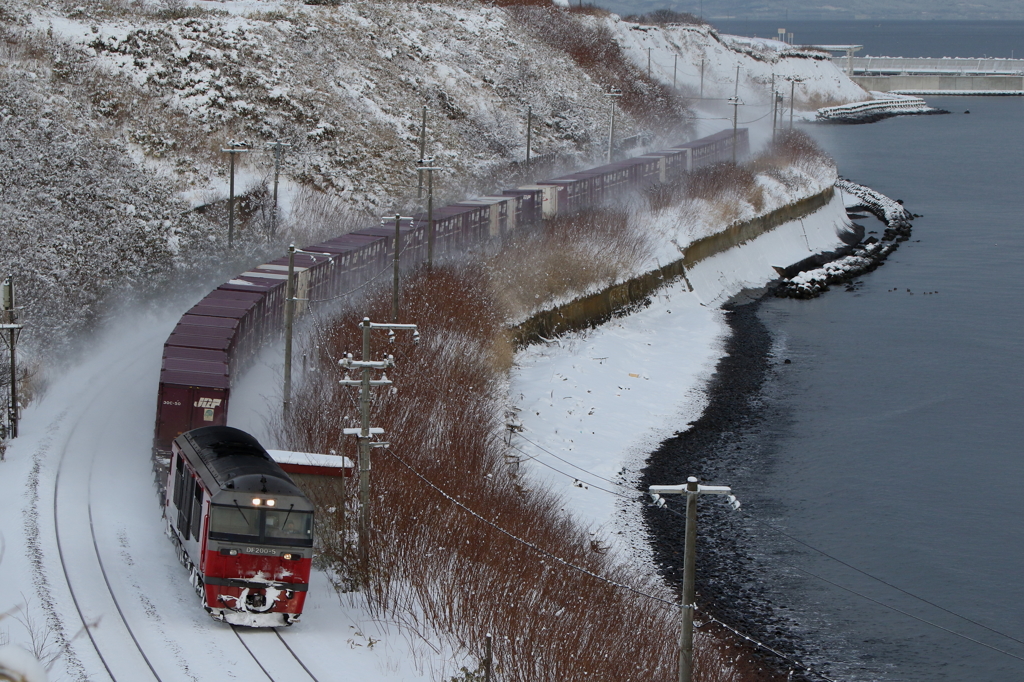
[233,499,250,522]
[282,503,295,530]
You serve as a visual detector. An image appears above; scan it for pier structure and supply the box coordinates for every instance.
[835,57,1024,95]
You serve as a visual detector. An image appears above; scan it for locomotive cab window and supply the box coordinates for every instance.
[210,504,261,542]
[264,509,313,547]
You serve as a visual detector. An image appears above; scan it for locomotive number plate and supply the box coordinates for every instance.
[245,547,278,555]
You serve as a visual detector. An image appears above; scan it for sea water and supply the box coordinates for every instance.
[717,25,1024,682]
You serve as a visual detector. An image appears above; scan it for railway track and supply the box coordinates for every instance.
[42,315,324,681]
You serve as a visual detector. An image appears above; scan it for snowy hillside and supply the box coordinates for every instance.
[1,0,868,361]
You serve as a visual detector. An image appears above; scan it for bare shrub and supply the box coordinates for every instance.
[508,7,688,133]
[280,242,779,680]
[623,9,710,26]
[750,129,831,170]
[282,186,375,245]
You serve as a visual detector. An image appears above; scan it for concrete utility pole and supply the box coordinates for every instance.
[605,89,623,164]
[771,73,777,143]
[269,141,291,237]
[787,76,805,129]
[648,47,653,79]
[648,477,740,682]
[416,162,443,269]
[220,142,251,248]
[729,95,742,163]
[381,215,414,322]
[283,244,296,417]
[526,106,532,165]
[699,58,705,99]
[1,277,23,440]
[673,54,678,91]
[417,105,428,198]
[340,319,419,572]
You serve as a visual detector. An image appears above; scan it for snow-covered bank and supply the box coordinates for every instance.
[509,188,854,561]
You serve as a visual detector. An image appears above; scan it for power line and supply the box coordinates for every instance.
[654,501,1024,663]
[739,513,1024,650]
[382,444,676,605]
[383,444,841,681]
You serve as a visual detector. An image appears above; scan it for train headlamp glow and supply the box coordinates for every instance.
[266,499,276,507]
[252,497,262,506]
[283,553,293,560]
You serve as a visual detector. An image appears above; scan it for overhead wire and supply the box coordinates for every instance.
[378,442,842,682]
[653,500,1024,663]
[507,430,1024,665]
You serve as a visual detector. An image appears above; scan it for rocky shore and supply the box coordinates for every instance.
[774,179,915,299]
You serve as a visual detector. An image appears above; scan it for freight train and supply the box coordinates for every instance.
[155,128,747,624]
[153,127,748,459]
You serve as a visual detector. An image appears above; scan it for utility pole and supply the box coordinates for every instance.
[340,319,419,573]
[1,277,23,440]
[771,73,777,143]
[787,77,804,129]
[269,141,291,237]
[416,162,442,269]
[699,58,705,99]
[648,47,652,79]
[673,54,678,92]
[526,106,532,165]
[417,106,428,198]
[648,477,740,682]
[381,215,414,322]
[729,95,742,163]
[283,245,296,417]
[221,142,251,248]
[605,89,623,164]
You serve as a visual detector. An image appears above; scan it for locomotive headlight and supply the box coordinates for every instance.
[252,497,262,506]
[283,553,293,560]
[266,499,276,507]
[229,549,238,556]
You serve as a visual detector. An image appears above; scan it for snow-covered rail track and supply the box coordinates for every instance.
[232,627,322,682]
[52,353,165,682]
[33,313,329,681]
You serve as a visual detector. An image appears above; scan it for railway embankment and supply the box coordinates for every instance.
[513,185,838,344]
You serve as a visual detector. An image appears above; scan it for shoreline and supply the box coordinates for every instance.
[638,295,818,679]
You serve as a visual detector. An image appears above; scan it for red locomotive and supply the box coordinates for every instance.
[165,425,314,627]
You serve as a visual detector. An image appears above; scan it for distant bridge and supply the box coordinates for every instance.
[833,57,1024,95]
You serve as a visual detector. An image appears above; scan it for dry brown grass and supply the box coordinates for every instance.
[281,263,766,681]
[485,208,654,321]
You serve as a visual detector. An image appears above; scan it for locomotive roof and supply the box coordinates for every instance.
[179,426,307,500]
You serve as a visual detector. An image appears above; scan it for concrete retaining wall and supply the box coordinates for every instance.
[511,186,835,346]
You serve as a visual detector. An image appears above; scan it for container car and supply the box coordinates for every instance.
[153,128,748,458]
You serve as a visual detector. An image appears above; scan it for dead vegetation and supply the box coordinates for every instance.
[280,263,775,682]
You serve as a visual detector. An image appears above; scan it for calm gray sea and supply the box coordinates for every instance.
[723,29,1024,682]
